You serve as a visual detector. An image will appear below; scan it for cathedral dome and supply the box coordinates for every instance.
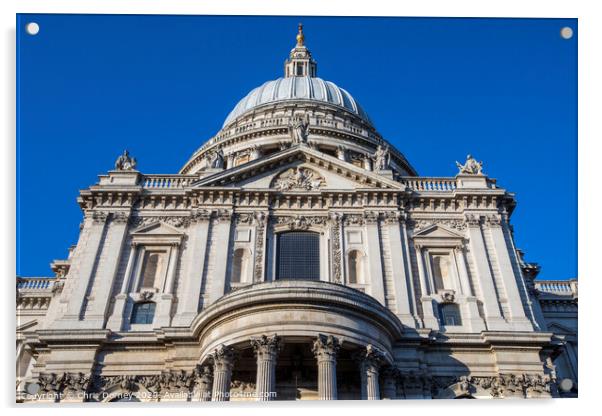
[222,76,372,128]
[180,24,418,177]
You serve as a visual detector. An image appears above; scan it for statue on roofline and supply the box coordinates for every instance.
[456,154,483,175]
[114,150,137,171]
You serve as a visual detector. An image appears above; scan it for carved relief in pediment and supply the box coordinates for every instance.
[270,167,325,191]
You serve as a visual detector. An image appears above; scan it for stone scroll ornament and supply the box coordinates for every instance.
[455,154,483,175]
[114,150,137,171]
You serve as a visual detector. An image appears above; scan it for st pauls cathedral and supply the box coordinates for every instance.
[16,25,577,402]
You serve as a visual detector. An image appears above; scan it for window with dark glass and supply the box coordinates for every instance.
[276,231,320,280]
[131,302,156,325]
[439,303,462,326]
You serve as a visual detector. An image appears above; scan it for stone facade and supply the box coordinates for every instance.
[16,25,577,402]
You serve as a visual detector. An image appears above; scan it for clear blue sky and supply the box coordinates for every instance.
[16,14,577,280]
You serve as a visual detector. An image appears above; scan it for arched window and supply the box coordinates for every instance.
[439,303,462,327]
[276,231,320,280]
[231,248,249,284]
[347,250,363,284]
[131,302,156,325]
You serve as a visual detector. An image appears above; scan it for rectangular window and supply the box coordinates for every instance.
[440,303,462,326]
[276,232,320,280]
[138,251,166,290]
[430,253,452,292]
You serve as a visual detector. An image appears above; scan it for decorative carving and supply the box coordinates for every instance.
[235,212,255,225]
[253,212,267,282]
[330,213,342,283]
[456,154,483,175]
[410,218,467,231]
[90,211,109,224]
[343,214,365,227]
[312,334,341,361]
[363,211,380,225]
[440,290,456,303]
[485,214,502,227]
[373,144,390,171]
[436,373,553,399]
[465,214,481,227]
[111,211,129,224]
[275,215,327,230]
[250,334,281,360]
[289,114,310,144]
[140,290,154,301]
[383,211,401,225]
[190,209,212,224]
[114,150,137,171]
[272,167,325,191]
[209,344,235,372]
[359,344,386,370]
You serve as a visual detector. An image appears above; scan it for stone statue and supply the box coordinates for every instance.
[456,154,483,175]
[289,114,310,144]
[114,150,137,171]
[336,145,347,161]
[210,148,225,169]
[373,144,390,170]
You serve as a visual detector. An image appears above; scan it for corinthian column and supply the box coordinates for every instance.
[359,344,385,400]
[194,365,213,402]
[210,345,235,401]
[312,334,341,400]
[251,334,281,401]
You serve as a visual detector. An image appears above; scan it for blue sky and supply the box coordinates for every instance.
[16,14,577,280]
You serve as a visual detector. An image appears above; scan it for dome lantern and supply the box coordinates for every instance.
[284,23,317,78]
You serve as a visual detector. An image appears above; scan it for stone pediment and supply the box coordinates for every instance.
[413,224,465,239]
[130,221,185,246]
[192,145,405,191]
[130,221,185,236]
[412,224,466,247]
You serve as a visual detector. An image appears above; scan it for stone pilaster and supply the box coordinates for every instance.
[486,216,533,331]
[82,211,131,328]
[106,241,138,331]
[251,334,281,401]
[173,210,211,326]
[54,211,109,327]
[359,345,385,400]
[415,244,439,329]
[208,210,234,304]
[384,213,415,326]
[465,214,507,330]
[312,334,341,400]
[364,212,385,304]
[210,344,235,401]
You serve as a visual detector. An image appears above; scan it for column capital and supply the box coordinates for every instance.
[195,364,213,384]
[250,334,281,361]
[210,344,235,372]
[358,344,386,372]
[312,334,341,362]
